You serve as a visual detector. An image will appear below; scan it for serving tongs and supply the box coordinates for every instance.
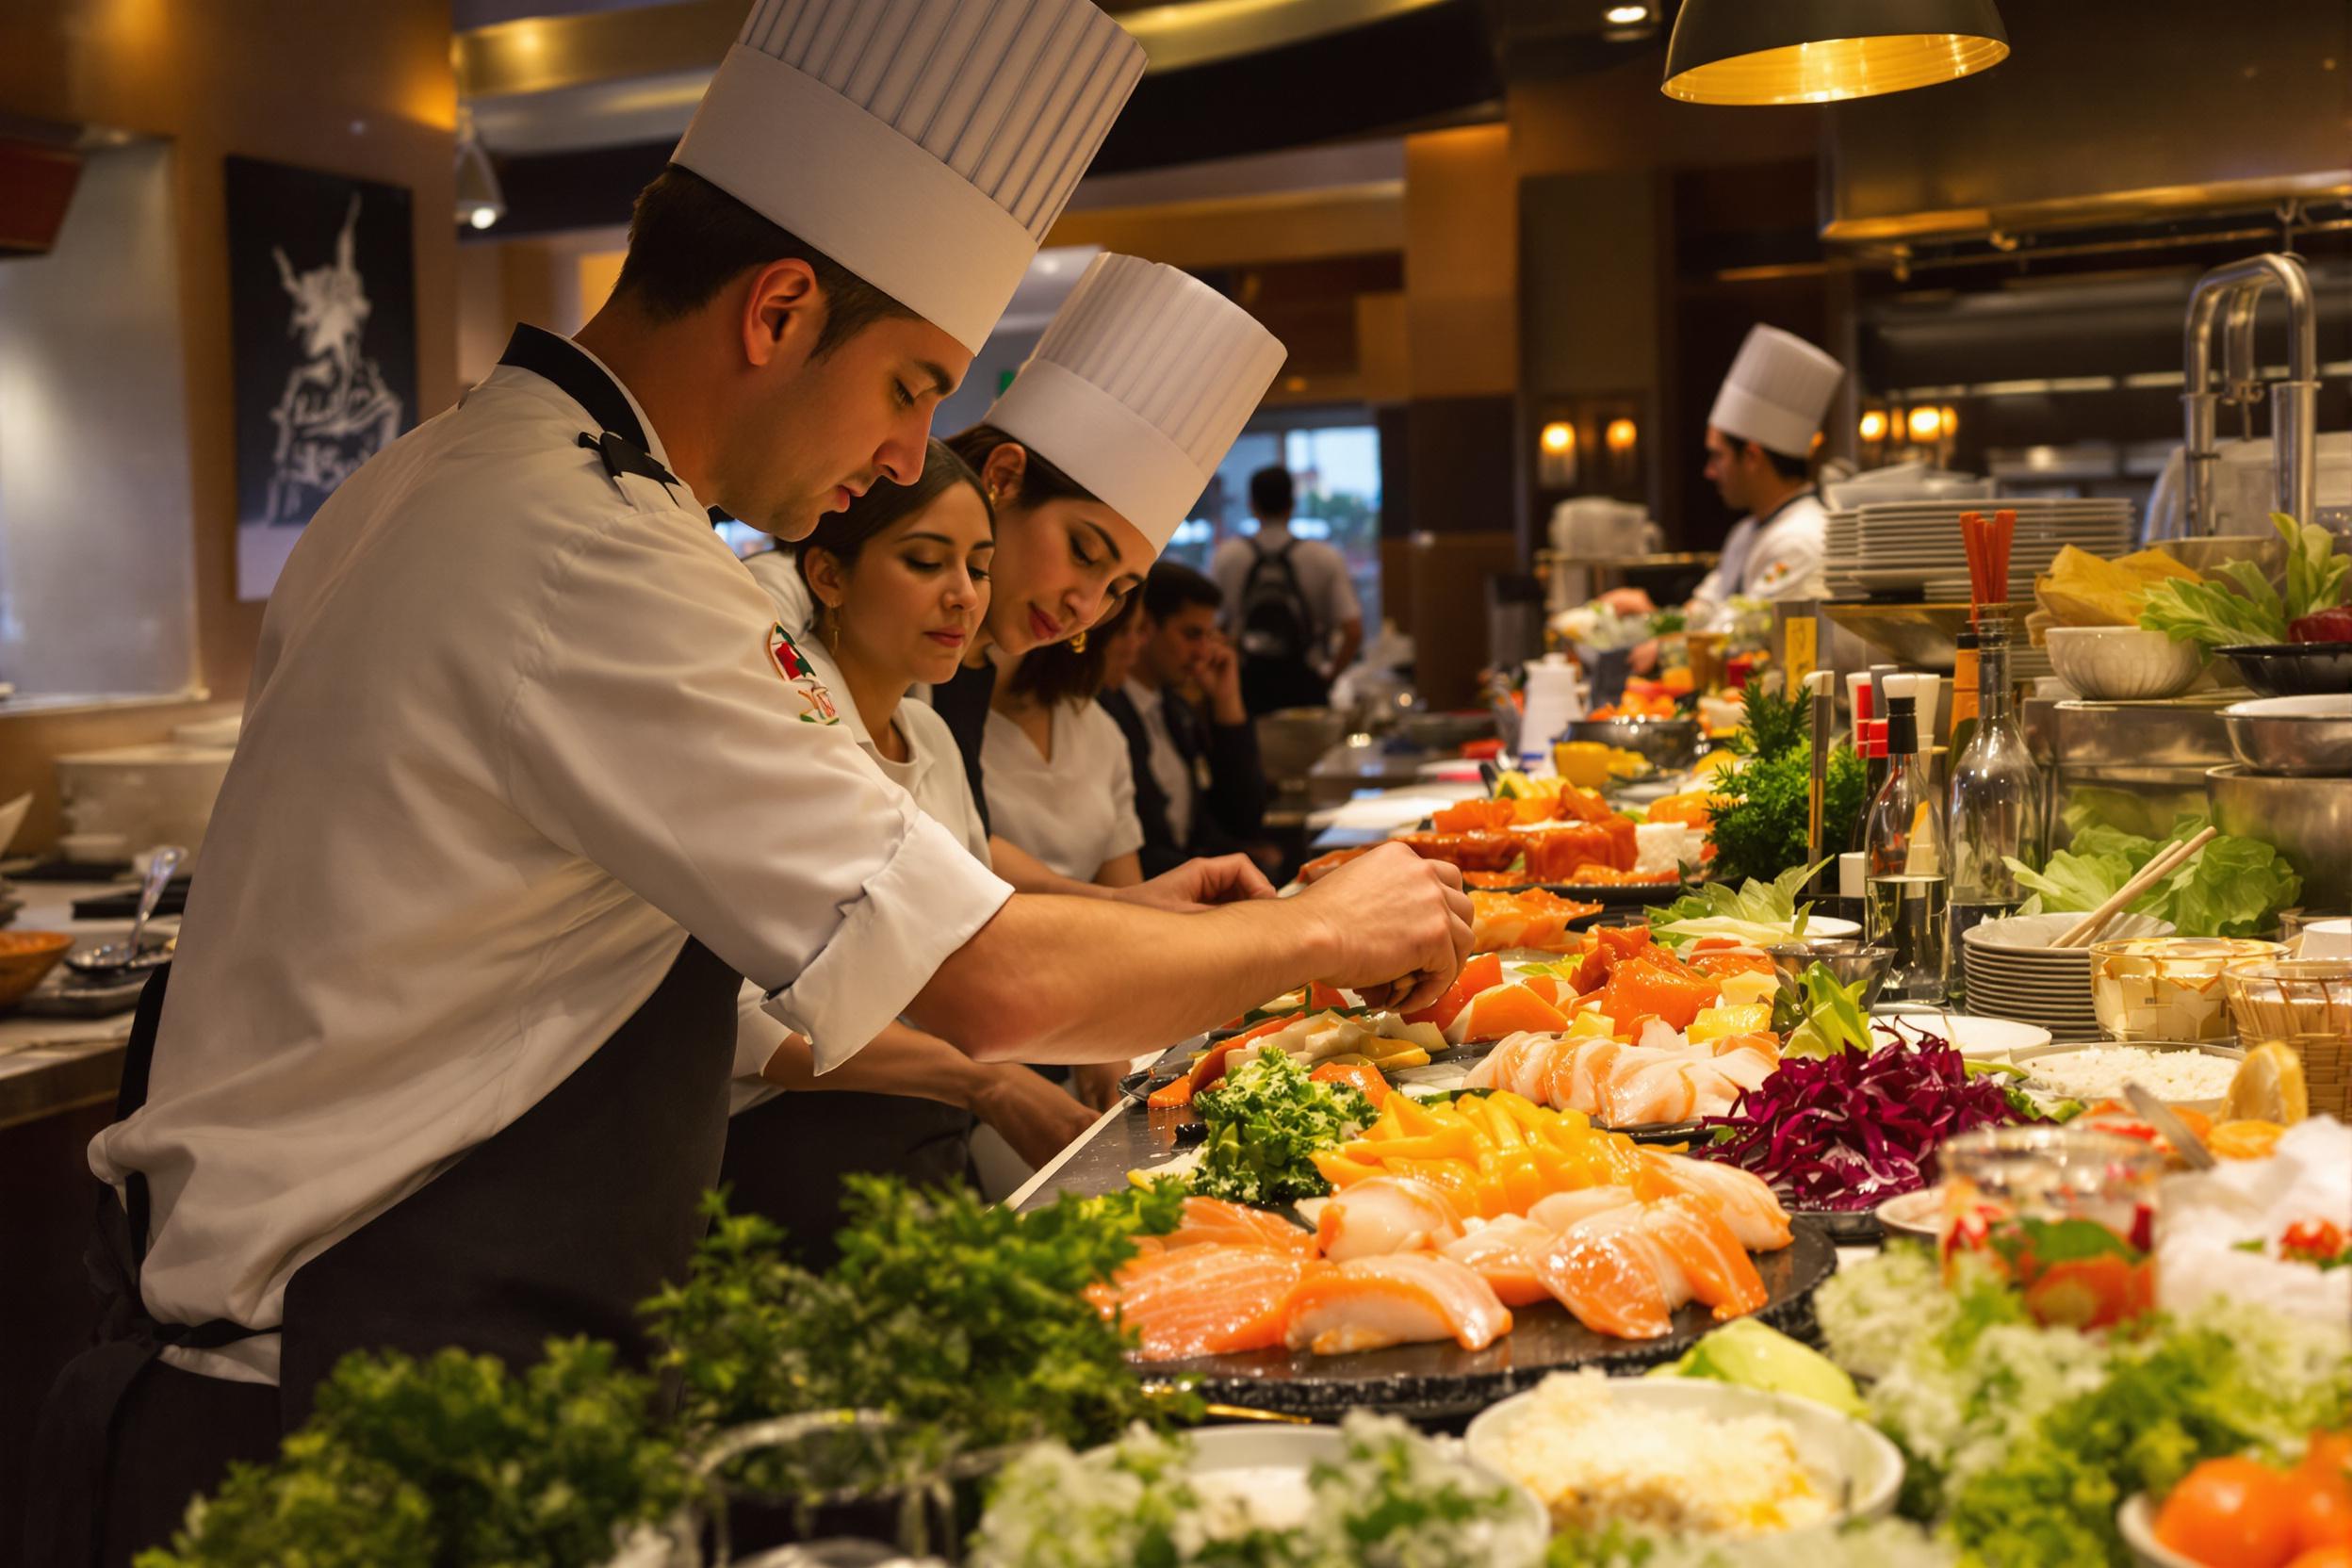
[64,844,183,977]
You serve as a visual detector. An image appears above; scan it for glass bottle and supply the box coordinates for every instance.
[1864,683,1952,1004]
[1948,628,1982,757]
[1946,617,2044,954]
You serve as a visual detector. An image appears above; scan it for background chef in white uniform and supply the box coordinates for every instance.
[34,5,1472,1562]
[1612,324,1844,639]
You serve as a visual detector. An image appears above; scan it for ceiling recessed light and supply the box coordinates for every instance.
[1605,4,1651,24]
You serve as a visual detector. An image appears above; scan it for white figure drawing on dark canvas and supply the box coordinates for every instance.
[262,195,403,525]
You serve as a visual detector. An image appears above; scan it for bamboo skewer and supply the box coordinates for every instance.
[2052,825,2218,948]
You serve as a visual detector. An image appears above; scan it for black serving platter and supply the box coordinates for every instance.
[1148,1222,1838,1422]
[2219,642,2352,697]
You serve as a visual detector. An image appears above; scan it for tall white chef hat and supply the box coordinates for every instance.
[1708,324,1843,457]
[985,253,1287,553]
[673,0,1146,355]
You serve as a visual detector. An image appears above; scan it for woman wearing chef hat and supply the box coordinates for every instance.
[31,3,1473,1561]
[1679,323,1845,629]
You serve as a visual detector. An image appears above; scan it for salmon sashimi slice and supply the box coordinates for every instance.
[1650,1156,1793,1250]
[1440,1216,1557,1308]
[1638,1196,1769,1321]
[1608,1055,1701,1126]
[1432,798,1519,834]
[1315,1174,1468,1262]
[1280,1253,1512,1356]
[1463,1031,1546,1091]
[1162,1197,1320,1256]
[1405,951,1505,1030]
[1534,1210,1681,1339]
[1449,982,1571,1044]
[1469,890,1604,955]
[1689,949,1776,979]
[1094,1244,1328,1361]
[1592,956,1719,1033]
[1396,828,1521,874]
[1567,923,1658,993]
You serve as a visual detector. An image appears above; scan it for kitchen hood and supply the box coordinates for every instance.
[1822,0,2351,247]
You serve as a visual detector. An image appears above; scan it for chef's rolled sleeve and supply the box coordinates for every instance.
[760,809,1008,1071]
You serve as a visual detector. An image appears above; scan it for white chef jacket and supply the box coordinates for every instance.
[1121,678,1195,847]
[1688,490,1828,630]
[729,554,993,1114]
[92,347,1012,1383]
[983,699,1144,882]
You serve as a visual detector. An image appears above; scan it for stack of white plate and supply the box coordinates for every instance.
[1824,498,2135,601]
[1961,910,2174,1037]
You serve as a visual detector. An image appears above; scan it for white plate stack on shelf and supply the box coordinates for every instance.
[1823,498,2135,601]
[1960,910,2174,1037]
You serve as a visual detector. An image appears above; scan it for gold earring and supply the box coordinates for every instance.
[1069,629,1087,654]
[822,605,842,651]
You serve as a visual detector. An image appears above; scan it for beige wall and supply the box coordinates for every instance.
[0,0,458,850]
[1402,124,1517,400]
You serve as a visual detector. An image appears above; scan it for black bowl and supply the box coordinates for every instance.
[2219,643,2352,697]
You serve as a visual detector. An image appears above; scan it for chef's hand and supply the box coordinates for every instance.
[1628,636,1661,676]
[1070,1060,1128,1113]
[1198,631,1247,726]
[1120,854,1278,911]
[971,1066,1099,1169]
[1295,841,1472,1015]
[1596,586,1657,617]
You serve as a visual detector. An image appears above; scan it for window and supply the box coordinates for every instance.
[1171,413,1383,633]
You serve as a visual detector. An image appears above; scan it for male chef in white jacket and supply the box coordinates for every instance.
[28,5,1471,1563]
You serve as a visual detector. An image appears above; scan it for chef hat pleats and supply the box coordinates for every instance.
[1707,324,1844,458]
[676,0,1145,354]
[986,254,1288,554]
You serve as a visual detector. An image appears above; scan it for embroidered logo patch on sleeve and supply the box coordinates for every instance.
[767,622,840,725]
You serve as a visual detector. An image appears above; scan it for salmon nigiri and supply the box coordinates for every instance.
[1092,1244,1327,1361]
[1161,1196,1320,1256]
[1440,1216,1558,1308]
[1315,1174,1467,1262]
[1634,1196,1769,1321]
[1281,1254,1512,1356]
[1535,1208,1681,1339]
[1648,1156,1793,1251]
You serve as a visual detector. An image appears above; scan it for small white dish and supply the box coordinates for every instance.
[2295,916,2352,960]
[1465,1377,1904,1528]
[1871,1009,2051,1059]
[2116,1493,2199,1568]
[1963,910,2176,953]
[1873,1186,1943,1241]
[1798,916,1863,940]
[2044,626,2207,702]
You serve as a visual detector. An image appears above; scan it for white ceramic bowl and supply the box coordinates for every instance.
[1117,1423,1550,1565]
[1464,1376,1904,1532]
[1871,1009,2052,1060]
[2044,626,2207,702]
[1874,1186,1943,1241]
[2010,1039,2246,1115]
[2117,1493,2200,1568]
[1963,910,2178,953]
[2297,916,2352,960]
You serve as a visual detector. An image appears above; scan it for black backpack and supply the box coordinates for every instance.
[1237,538,1316,664]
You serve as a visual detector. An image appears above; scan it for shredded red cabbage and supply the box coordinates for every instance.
[1694,1034,2023,1211]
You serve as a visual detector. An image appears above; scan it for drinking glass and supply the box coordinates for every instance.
[1941,1126,2163,1329]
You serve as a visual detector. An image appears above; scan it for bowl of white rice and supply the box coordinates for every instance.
[2010,1040,2245,1113]
[1463,1370,1902,1540]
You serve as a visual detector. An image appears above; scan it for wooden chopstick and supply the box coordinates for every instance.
[2053,825,2218,948]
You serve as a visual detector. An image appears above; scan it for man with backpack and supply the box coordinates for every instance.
[1212,465,1364,714]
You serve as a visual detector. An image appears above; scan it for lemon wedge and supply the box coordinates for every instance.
[2225,1041,2308,1126]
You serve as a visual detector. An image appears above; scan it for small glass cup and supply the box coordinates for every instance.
[2224,957,2352,1119]
[2088,936,2285,1042]
[1940,1126,2163,1330]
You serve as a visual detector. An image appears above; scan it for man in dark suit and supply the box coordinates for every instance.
[1099,562,1269,878]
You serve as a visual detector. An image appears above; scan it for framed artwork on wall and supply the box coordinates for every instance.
[225,155,416,601]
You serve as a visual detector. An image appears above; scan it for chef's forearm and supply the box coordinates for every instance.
[988,834,1119,900]
[908,892,1337,1063]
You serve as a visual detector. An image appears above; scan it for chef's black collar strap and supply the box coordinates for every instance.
[497,324,678,494]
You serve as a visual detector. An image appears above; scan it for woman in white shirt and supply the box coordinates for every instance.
[727,440,1095,1264]
[982,590,1148,887]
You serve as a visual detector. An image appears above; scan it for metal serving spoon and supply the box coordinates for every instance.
[2123,1080,2217,1171]
[65,844,184,977]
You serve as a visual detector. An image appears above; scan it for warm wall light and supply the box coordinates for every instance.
[1541,421,1576,454]
[1604,417,1638,453]
[1858,409,1887,442]
[1662,0,2009,106]
[1939,405,1958,438]
[1907,406,1944,441]
[1605,4,1651,23]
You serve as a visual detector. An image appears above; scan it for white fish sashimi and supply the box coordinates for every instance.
[1649,1154,1794,1250]
[1280,1253,1513,1355]
[1314,1175,1468,1262]
[1527,1186,1642,1233]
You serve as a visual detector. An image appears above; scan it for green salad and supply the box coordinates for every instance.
[2005,797,2300,939]
[2138,512,2349,650]
[1191,1044,1373,1207]
[1652,859,1828,951]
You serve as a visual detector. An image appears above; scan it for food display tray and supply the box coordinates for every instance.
[1148,1224,1837,1422]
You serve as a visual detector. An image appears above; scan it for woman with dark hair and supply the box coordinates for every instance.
[727,441,1094,1263]
[981,589,1148,887]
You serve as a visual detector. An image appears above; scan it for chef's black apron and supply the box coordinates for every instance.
[720,1090,977,1272]
[25,327,743,1568]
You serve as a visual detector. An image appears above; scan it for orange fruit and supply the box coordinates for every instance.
[2287,1549,2351,1568]
[2155,1458,2300,1568]
[2290,1465,2352,1553]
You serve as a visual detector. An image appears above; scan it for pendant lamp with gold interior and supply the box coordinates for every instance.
[1661,0,2008,106]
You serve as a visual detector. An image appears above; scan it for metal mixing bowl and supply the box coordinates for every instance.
[2208,764,2352,906]
[2220,695,2352,776]
[1767,938,1897,1010]
[1561,715,1700,771]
